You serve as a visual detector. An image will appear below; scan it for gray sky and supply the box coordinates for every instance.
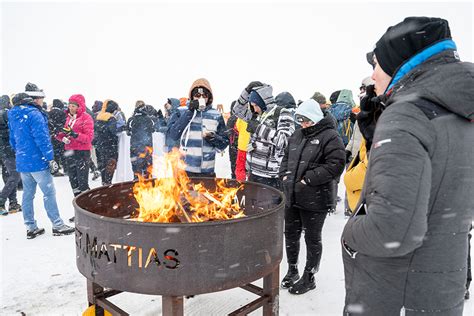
[1,0,473,116]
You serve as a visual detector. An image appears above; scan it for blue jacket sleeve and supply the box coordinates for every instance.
[30,111,54,161]
[168,110,194,141]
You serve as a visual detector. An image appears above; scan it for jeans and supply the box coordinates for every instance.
[0,157,20,203]
[20,169,64,231]
[284,206,327,272]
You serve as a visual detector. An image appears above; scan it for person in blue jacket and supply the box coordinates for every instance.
[168,78,228,177]
[8,83,74,239]
[159,98,184,153]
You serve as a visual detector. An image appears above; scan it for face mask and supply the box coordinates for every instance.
[198,98,206,111]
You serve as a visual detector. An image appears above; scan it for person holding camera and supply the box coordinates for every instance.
[56,94,94,200]
[168,78,228,177]
[8,83,74,239]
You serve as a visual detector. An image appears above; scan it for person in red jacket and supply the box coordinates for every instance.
[56,94,94,219]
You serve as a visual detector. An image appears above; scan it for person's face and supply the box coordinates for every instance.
[68,103,79,114]
[192,92,209,105]
[372,55,392,96]
[250,102,262,114]
[319,103,329,110]
[33,98,44,106]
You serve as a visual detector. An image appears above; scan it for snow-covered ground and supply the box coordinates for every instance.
[1,149,473,315]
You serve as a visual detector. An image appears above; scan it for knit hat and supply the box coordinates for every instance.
[25,82,45,99]
[275,92,296,109]
[249,90,266,112]
[329,91,341,104]
[106,100,119,113]
[52,99,64,110]
[295,100,324,124]
[311,92,327,105]
[373,16,451,77]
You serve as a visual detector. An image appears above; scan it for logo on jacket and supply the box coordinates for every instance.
[310,139,320,145]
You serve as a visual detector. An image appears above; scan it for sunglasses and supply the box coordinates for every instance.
[193,93,208,98]
[295,115,313,124]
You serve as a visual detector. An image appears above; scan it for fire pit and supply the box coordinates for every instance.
[74,178,284,315]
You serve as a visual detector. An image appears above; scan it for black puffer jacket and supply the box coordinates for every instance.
[0,95,14,159]
[127,105,156,154]
[279,115,345,212]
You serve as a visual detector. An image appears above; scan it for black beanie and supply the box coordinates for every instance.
[52,99,64,110]
[374,17,451,77]
[106,100,118,113]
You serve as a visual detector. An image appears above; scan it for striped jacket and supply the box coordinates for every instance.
[246,104,295,178]
[169,105,228,174]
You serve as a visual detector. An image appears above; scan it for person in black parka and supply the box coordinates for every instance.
[48,99,67,174]
[126,103,156,180]
[94,100,119,185]
[279,99,345,295]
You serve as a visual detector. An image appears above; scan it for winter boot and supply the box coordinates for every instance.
[288,270,316,295]
[281,264,300,289]
[92,170,101,181]
[27,227,45,239]
[52,224,75,236]
[8,201,22,213]
[465,289,470,300]
[69,216,75,223]
[0,199,7,216]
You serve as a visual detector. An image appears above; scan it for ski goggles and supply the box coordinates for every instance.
[295,114,313,124]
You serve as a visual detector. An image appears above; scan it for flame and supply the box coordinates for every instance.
[132,148,245,223]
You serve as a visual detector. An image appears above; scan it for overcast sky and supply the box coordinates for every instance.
[1,0,473,116]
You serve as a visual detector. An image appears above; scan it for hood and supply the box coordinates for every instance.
[254,84,275,107]
[69,94,86,116]
[295,99,324,124]
[12,93,34,106]
[52,99,64,110]
[387,49,474,121]
[336,89,355,107]
[168,98,181,112]
[275,92,296,109]
[188,78,213,105]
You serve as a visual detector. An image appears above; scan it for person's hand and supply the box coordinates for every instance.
[188,100,199,111]
[49,160,59,175]
[246,119,260,134]
[203,131,216,142]
[62,126,78,138]
[359,85,377,112]
[245,81,263,93]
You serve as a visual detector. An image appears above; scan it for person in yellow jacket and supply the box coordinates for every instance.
[343,137,368,213]
[234,118,250,181]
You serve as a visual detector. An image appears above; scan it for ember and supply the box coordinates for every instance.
[132,148,244,223]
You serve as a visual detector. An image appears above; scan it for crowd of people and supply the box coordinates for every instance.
[0,16,473,315]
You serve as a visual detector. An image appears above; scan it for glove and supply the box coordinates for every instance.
[157,109,164,119]
[62,126,78,138]
[49,160,59,175]
[188,99,199,111]
[245,81,264,93]
[246,119,260,134]
[345,150,352,164]
[203,131,216,142]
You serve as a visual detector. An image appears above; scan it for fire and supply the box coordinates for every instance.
[132,148,245,223]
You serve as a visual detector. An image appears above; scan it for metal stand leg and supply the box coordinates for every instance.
[162,296,184,316]
[87,280,105,316]
[263,265,280,316]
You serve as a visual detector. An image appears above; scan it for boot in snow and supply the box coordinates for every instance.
[52,224,75,236]
[27,227,45,239]
[8,201,22,213]
[288,270,316,295]
[0,199,7,216]
[465,289,470,300]
[281,264,299,289]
